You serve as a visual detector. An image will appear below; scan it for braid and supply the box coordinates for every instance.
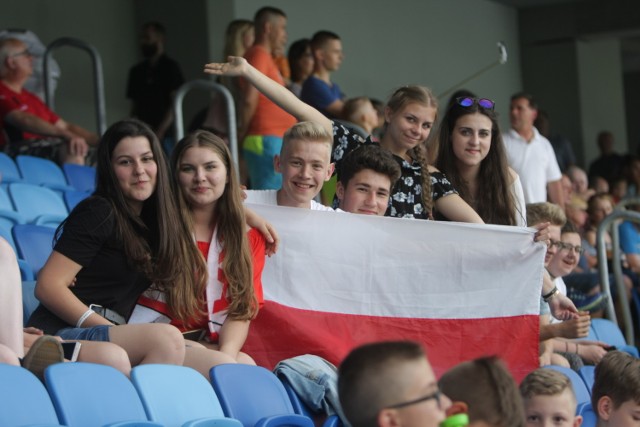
[411,144,433,219]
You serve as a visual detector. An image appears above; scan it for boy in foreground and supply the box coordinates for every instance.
[520,368,583,427]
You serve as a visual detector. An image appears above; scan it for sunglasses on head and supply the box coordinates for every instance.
[456,97,495,110]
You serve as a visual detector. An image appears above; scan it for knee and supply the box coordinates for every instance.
[91,343,131,377]
[149,324,186,365]
[237,351,256,365]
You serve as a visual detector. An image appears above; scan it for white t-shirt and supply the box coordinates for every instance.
[245,189,336,211]
[503,128,562,204]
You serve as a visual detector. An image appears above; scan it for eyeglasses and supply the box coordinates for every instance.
[456,97,495,110]
[387,389,442,410]
[11,49,32,58]
[550,240,585,255]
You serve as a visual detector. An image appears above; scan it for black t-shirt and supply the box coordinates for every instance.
[28,197,151,334]
[126,54,184,131]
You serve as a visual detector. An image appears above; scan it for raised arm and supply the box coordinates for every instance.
[205,56,332,135]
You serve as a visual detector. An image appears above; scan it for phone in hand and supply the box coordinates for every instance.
[182,329,206,341]
[61,342,82,362]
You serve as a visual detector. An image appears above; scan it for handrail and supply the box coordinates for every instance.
[43,37,107,135]
[598,198,640,344]
[173,80,238,177]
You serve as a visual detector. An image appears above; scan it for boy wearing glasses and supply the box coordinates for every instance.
[591,350,640,427]
[338,341,450,427]
[546,222,610,367]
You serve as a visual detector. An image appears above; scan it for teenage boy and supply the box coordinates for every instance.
[301,31,345,119]
[336,144,400,216]
[338,341,451,427]
[245,121,335,210]
[592,350,640,427]
[520,368,583,427]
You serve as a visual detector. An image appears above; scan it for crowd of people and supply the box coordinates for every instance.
[2,4,640,427]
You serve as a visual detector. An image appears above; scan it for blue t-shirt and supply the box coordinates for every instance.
[619,221,640,254]
[301,75,343,118]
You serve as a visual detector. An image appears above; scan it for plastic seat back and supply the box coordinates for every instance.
[0,364,61,426]
[0,152,22,185]
[45,362,160,427]
[210,364,314,427]
[544,365,591,404]
[0,186,25,226]
[132,364,242,427]
[9,182,68,226]
[578,365,595,393]
[577,402,597,427]
[64,189,90,211]
[63,163,96,193]
[12,223,55,277]
[16,154,71,189]
[589,318,639,357]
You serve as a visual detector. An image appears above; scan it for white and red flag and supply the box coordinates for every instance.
[244,204,544,381]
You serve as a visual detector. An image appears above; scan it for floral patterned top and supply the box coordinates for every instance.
[332,121,457,220]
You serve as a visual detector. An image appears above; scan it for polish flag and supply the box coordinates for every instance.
[243,204,544,382]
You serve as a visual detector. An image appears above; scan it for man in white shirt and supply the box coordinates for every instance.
[503,93,564,209]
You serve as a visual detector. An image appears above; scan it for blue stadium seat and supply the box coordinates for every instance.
[63,163,96,193]
[22,280,39,325]
[15,155,75,193]
[12,224,55,277]
[577,402,597,427]
[64,189,90,211]
[132,364,243,427]
[0,223,34,280]
[45,362,162,427]
[544,365,591,405]
[0,152,23,188]
[588,318,639,357]
[0,364,62,426]
[0,186,25,228]
[8,182,68,227]
[210,364,314,427]
[578,365,595,393]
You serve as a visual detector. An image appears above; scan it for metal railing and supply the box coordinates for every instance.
[173,80,238,177]
[43,37,107,135]
[598,197,640,344]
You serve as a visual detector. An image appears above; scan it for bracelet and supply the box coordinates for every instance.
[542,286,559,302]
[76,308,94,328]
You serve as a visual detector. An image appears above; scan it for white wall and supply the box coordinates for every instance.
[232,0,523,129]
[577,39,628,166]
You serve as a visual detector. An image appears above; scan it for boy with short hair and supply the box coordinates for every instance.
[245,120,335,210]
[343,97,379,135]
[592,350,640,427]
[336,145,400,216]
[520,368,583,427]
[338,341,450,427]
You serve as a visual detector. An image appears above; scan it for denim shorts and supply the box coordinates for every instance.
[56,325,112,342]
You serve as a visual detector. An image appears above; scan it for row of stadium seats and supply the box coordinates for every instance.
[0,362,341,427]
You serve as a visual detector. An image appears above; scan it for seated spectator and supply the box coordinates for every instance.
[335,145,400,216]
[588,130,623,186]
[520,368,583,427]
[131,130,266,371]
[342,97,379,136]
[301,31,345,119]
[0,38,98,164]
[567,165,595,203]
[338,341,450,427]
[438,356,525,427]
[287,38,313,98]
[244,121,335,210]
[591,350,640,427]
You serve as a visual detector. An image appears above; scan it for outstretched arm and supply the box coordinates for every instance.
[205,56,332,135]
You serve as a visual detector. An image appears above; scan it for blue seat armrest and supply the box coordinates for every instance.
[255,414,314,427]
[34,214,67,227]
[184,417,244,427]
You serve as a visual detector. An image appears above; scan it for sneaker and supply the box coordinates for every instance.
[21,335,64,381]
